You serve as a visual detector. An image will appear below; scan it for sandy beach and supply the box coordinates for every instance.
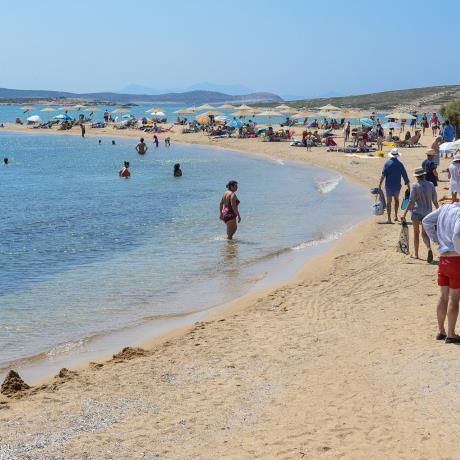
[1,123,459,459]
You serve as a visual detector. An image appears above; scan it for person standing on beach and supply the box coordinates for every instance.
[422,150,438,187]
[423,203,460,343]
[448,153,460,202]
[136,138,148,155]
[379,148,410,223]
[431,113,439,136]
[220,180,241,240]
[80,124,85,138]
[401,167,438,261]
[443,120,455,144]
[431,136,442,165]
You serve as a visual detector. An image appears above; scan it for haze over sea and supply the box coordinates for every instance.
[0,131,368,379]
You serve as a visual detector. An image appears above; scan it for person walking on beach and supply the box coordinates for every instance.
[220,180,241,240]
[443,120,455,144]
[80,123,86,138]
[423,203,460,343]
[379,148,410,223]
[448,153,460,202]
[401,167,438,261]
[422,150,438,187]
[431,113,439,136]
[431,136,442,165]
[119,161,131,178]
[136,138,148,155]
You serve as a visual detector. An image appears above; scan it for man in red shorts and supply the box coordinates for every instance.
[423,203,460,343]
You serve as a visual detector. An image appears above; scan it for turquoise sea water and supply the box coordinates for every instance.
[0,132,369,379]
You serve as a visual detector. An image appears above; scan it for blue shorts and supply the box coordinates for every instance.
[385,187,401,198]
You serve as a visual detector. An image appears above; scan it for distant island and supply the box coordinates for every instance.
[0,87,282,105]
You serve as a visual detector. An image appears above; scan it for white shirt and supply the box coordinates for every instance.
[422,203,460,254]
[449,162,460,185]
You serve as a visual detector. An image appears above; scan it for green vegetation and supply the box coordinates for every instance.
[262,85,460,111]
[440,100,460,132]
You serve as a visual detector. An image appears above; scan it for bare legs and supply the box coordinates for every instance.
[226,219,237,240]
[385,193,400,223]
[437,286,449,336]
[412,220,432,259]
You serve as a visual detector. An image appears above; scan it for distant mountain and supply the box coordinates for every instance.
[0,87,282,104]
[120,82,253,96]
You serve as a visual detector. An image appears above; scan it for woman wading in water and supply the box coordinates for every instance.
[220,180,241,240]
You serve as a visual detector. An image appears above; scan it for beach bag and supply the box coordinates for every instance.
[373,196,385,216]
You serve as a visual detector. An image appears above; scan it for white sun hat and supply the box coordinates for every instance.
[453,152,460,162]
[388,147,401,158]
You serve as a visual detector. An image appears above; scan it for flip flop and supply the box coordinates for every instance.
[427,250,434,263]
[436,332,447,340]
[445,336,460,344]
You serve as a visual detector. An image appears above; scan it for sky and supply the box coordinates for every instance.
[1,0,459,98]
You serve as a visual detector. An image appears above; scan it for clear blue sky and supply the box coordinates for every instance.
[1,0,459,98]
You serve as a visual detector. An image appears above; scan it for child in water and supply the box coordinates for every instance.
[119,161,131,178]
[173,163,182,177]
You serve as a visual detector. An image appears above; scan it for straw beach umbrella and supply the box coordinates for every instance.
[84,107,101,112]
[275,104,292,111]
[196,104,215,110]
[201,110,223,117]
[174,108,195,115]
[41,107,56,113]
[146,107,164,113]
[112,108,130,113]
[385,112,416,120]
[230,110,256,118]
[318,104,341,111]
[235,104,253,110]
[73,104,86,110]
[217,103,236,109]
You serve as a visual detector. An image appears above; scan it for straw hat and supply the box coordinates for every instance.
[413,167,426,177]
[388,148,401,157]
[426,149,435,156]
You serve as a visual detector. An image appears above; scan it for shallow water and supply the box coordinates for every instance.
[0,132,369,377]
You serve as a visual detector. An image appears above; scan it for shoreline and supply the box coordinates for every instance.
[2,124,456,458]
[1,128,368,384]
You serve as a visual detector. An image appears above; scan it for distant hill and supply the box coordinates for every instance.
[120,82,254,96]
[0,87,281,104]
[264,85,460,111]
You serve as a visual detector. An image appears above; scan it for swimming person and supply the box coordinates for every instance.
[119,161,131,178]
[98,139,102,145]
[220,180,241,240]
[112,140,116,145]
[173,163,182,177]
[153,135,159,148]
[165,137,171,147]
[3,158,8,166]
[136,138,148,155]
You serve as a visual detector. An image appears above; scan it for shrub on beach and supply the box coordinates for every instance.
[440,100,460,133]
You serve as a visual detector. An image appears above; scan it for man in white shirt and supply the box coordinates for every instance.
[423,204,460,343]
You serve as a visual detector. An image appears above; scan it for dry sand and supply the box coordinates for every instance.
[1,123,459,459]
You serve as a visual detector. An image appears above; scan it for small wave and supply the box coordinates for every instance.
[276,159,285,165]
[47,339,85,357]
[291,231,342,250]
[316,176,342,194]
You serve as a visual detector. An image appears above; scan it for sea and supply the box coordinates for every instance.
[0,130,370,382]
